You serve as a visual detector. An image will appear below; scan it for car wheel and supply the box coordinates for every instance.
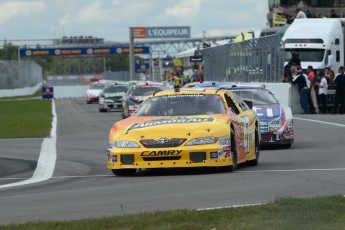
[280,143,291,149]
[86,101,91,104]
[111,169,136,176]
[99,108,106,112]
[248,126,260,166]
[229,128,238,172]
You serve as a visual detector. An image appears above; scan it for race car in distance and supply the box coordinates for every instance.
[121,82,167,119]
[220,84,294,148]
[98,84,131,112]
[107,87,260,176]
[86,82,107,104]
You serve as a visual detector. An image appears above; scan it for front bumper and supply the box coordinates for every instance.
[107,146,233,169]
[260,133,294,146]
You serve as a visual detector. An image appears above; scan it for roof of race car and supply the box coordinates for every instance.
[151,87,226,96]
[136,81,165,87]
[218,84,266,90]
[195,81,227,87]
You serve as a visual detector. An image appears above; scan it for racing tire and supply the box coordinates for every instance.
[111,169,137,176]
[248,127,260,166]
[280,143,291,149]
[86,101,92,104]
[99,108,107,112]
[229,128,238,172]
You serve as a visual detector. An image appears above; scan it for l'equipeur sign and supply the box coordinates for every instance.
[132,26,190,39]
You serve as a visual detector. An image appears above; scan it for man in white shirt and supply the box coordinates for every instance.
[295,8,307,18]
[316,73,328,114]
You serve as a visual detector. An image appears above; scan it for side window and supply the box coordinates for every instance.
[230,92,248,111]
[335,38,340,45]
[224,94,240,115]
[336,51,340,62]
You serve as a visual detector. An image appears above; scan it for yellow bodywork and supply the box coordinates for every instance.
[107,88,259,171]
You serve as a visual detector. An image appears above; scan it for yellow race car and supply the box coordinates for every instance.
[107,88,260,176]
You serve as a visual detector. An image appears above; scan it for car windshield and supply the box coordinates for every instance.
[135,94,226,116]
[230,89,279,105]
[132,86,165,96]
[90,84,105,89]
[285,48,325,62]
[104,85,128,93]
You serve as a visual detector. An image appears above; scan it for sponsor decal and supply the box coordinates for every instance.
[217,150,226,159]
[141,150,182,157]
[219,137,230,146]
[127,117,214,131]
[112,155,117,162]
[210,152,218,160]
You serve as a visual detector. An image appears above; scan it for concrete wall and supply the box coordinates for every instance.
[53,85,89,99]
[0,83,42,98]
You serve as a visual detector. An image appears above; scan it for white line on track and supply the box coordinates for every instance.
[197,203,265,211]
[294,117,345,127]
[0,100,57,189]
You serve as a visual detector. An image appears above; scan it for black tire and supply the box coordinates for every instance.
[248,127,260,166]
[99,108,107,112]
[111,169,136,176]
[229,128,238,172]
[86,101,92,104]
[280,143,291,149]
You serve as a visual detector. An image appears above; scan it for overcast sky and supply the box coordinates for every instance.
[0,0,269,42]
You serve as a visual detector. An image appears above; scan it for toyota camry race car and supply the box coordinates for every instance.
[220,84,294,148]
[107,88,260,176]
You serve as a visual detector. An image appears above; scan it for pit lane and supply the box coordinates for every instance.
[0,98,345,225]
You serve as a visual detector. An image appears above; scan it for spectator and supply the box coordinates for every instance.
[291,65,310,114]
[295,8,307,19]
[333,66,345,114]
[328,68,336,89]
[330,9,337,18]
[287,49,301,67]
[315,73,328,114]
[173,72,181,89]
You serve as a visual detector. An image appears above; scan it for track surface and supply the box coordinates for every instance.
[1,98,345,225]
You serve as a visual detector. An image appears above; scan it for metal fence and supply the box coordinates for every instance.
[0,60,43,89]
[201,33,285,83]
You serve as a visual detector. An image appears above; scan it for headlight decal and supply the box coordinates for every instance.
[185,137,218,146]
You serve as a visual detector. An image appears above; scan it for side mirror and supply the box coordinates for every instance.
[244,100,253,109]
[327,55,334,67]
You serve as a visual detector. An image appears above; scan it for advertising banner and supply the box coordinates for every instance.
[20,46,150,57]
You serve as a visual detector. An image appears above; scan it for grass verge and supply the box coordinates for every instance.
[1,195,345,229]
[0,99,52,138]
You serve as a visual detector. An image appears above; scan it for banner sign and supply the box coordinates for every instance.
[132,26,191,39]
[20,46,150,57]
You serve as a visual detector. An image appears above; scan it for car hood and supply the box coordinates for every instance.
[253,104,281,122]
[109,115,230,140]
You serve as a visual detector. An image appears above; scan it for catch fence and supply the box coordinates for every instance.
[200,33,286,83]
[0,61,42,89]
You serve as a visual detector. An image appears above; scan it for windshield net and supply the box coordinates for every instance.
[135,94,226,116]
[231,89,278,105]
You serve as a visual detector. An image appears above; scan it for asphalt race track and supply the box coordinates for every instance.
[1,98,345,225]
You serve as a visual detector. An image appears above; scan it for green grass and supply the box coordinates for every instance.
[1,196,345,229]
[0,99,52,138]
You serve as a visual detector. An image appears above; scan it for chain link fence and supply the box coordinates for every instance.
[201,33,286,83]
[0,60,42,89]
